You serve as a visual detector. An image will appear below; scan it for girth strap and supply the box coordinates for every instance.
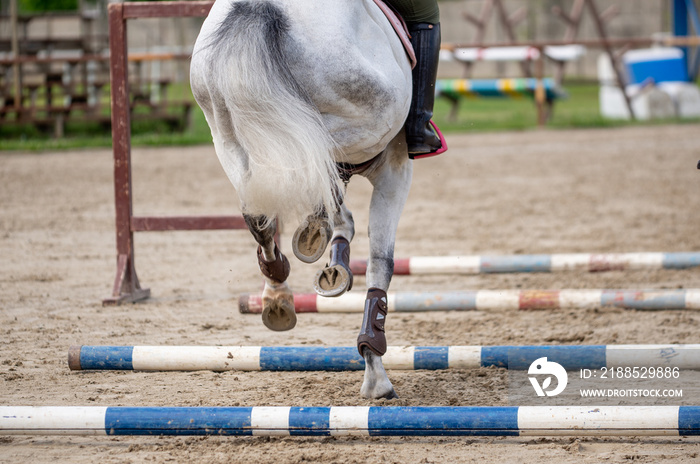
[336,154,382,183]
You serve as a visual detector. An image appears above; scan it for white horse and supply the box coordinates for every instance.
[191,0,413,399]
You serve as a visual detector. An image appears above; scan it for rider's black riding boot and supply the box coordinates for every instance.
[405,22,442,158]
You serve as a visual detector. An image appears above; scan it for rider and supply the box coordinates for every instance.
[385,0,442,158]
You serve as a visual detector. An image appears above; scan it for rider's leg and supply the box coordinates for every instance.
[385,0,442,157]
[385,0,439,24]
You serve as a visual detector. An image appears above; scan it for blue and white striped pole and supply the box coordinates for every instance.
[68,344,700,372]
[2,406,699,436]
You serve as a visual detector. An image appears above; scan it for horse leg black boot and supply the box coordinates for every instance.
[405,22,442,158]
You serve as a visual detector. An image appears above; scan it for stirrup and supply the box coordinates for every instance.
[409,121,448,159]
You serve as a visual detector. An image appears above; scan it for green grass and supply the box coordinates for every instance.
[0,117,213,152]
[0,81,213,152]
[1,81,698,152]
[431,81,700,133]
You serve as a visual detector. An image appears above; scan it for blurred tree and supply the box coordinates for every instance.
[18,0,78,13]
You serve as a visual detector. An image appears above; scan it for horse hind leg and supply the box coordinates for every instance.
[244,214,296,331]
[313,203,355,297]
[257,245,296,331]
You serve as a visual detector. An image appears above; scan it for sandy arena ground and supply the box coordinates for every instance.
[2,125,700,462]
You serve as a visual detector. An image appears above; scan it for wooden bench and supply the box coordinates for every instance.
[0,49,193,137]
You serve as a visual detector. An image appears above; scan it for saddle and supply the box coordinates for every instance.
[372,0,417,69]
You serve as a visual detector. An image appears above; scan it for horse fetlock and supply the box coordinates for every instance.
[261,282,296,331]
[357,288,388,356]
[292,215,332,264]
[257,244,290,283]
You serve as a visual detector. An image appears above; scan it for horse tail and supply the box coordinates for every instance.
[203,1,341,226]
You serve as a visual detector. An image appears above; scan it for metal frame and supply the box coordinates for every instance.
[103,1,246,305]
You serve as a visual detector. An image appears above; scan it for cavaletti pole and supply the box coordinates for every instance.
[2,406,699,436]
[68,344,700,372]
[238,289,700,313]
[349,252,700,276]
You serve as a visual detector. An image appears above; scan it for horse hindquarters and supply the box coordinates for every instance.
[190,1,342,227]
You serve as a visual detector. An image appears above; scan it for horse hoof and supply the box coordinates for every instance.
[292,216,332,263]
[360,347,397,399]
[360,383,399,400]
[261,294,297,331]
[313,264,352,297]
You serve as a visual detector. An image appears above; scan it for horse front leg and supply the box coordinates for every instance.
[244,214,296,331]
[357,144,413,399]
[313,202,355,297]
[291,210,333,264]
